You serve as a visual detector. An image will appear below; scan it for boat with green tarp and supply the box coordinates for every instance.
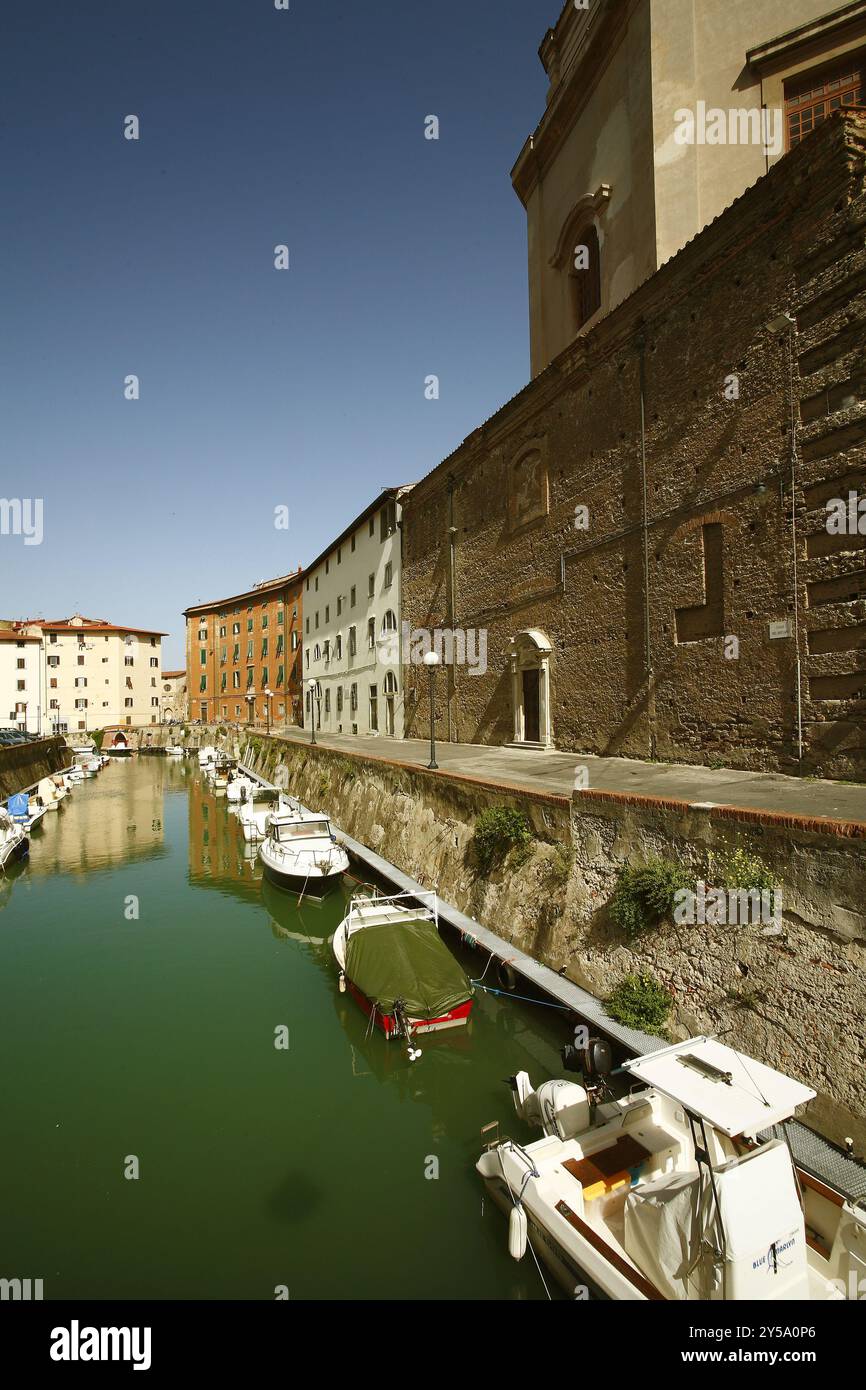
[333,891,474,1059]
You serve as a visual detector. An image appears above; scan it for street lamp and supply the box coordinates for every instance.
[245,690,256,726]
[307,679,317,746]
[265,687,273,735]
[422,650,440,770]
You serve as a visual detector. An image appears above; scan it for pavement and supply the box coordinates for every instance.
[250,723,866,824]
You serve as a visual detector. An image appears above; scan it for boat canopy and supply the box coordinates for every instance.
[345,918,473,1019]
[7,792,29,818]
[625,1037,816,1137]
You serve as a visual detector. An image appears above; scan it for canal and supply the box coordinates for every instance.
[0,756,567,1300]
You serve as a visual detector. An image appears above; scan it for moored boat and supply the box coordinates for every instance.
[477,1034,866,1301]
[0,807,29,869]
[333,891,474,1059]
[258,806,349,896]
[37,776,64,810]
[166,744,184,757]
[6,791,47,833]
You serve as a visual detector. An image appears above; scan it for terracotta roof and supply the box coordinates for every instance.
[0,631,41,642]
[16,618,167,637]
[161,670,186,679]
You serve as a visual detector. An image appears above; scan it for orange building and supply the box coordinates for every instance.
[183,569,304,727]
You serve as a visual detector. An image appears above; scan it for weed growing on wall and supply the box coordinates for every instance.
[609,859,692,938]
[606,971,671,1036]
[706,844,777,894]
[472,807,533,874]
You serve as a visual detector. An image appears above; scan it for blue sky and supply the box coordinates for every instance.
[2,1,550,667]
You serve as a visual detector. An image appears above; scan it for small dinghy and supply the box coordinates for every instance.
[478,1035,866,1301]
[333,891,474,1059]
[258,806,349,896]
[226,772,254,804]
[166,744,184,758]
[0,807,29,869]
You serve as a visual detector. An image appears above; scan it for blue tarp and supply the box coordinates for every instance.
[7,792,29,820]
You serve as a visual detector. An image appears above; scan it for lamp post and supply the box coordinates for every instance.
[265,687,273,735]
[422,650,439,770]
[246,690,256,727]
[307,679,317,746]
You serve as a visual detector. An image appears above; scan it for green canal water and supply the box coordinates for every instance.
[0,756,567,1300]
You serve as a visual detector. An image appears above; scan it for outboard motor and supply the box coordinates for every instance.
[508,1073,590,1141]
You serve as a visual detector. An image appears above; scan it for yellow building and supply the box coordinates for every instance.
[515,0,865,375]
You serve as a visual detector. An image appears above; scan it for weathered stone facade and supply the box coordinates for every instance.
[402,112,866,778]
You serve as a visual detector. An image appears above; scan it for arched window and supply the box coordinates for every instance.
[384,671,398,695]
[381,609,397,634]
[569,224,601,333]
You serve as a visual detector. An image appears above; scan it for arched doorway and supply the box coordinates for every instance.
[508,630,553,748]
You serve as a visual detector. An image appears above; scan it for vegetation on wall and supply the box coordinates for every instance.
[605,971,671,1036]
[472,807,533,874]
[608,858,692,938]
[90,729,105,750]
[706,844,777,894]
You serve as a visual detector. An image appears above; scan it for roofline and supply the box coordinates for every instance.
[302,486,413,578]
[183,568,306,618]
[14,621,167,637]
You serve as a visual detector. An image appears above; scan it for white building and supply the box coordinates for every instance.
[1,614,166,735]
[0,630,44,731]
[303,488,411,740]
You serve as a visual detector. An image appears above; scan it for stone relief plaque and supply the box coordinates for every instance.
[508,445,548,531]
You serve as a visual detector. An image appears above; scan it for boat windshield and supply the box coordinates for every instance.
[273,819,330,842]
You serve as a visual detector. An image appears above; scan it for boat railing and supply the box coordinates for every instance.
[345,887,439,934]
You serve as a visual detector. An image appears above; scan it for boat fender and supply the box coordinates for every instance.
[508,1204,528,1261]
[338,972,346,994]
[498,961,518,992]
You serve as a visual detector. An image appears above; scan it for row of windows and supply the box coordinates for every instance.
[305,612,398,665]
[304,503,398,594]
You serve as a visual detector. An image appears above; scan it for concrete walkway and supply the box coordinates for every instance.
[254,723,866,824]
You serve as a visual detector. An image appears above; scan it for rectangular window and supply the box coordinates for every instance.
[261,638,268,659]
[262,614,269,630]
[337,686,343,714]
[200,649,206,665]
[337,596,342,617]
[277,608,284,625]
[368,573,375,598]
[219,625,226,638]
[384,561,392,589]
[369,683,378,731]
[350,586,356,608]
[325,688,331,714]
[350,683,358,711]
[325,605,329,623]
[232,622,240,635]
[220,646,227,664]
[247,640,253,660]
[200,675,207,692]
[247,619,253,633]
[306,617,310,634]
[315,612,320,629]
[221,672,227,691]
[335,634,342,660]
[786,55,864,148]
[276,665,284,686]
[78,655,85,666]
[367,618,375,650]
[261,667,269,687]
[232,644,240,664]
[232,671,240,689]
[246,668,254,688]
[291,632,299,651]
[276,634,284,656]
[348,626,357,657]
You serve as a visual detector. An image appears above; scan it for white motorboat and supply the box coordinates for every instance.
[478,1034,866,1302]
[239,794,284,842]
[198,745,217,769]
[37,776,64,810]
[226,774,255,804]
[166,744,184,757]
[49,774,69,802]
[258,806,349,896]
[0,807,28,869]
[6,792,47,834]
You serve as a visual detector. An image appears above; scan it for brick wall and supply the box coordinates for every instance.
[401,111,866,778]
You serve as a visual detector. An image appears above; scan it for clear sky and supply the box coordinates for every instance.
[2,1,550,668]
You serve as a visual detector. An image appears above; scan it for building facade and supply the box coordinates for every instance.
[402,109,866,777]
[2,615,165,734]
[517,0,866,374]
[0,629,43,731]
[160,670,188,723]
[183,570,304,727]
[303,489,410,740]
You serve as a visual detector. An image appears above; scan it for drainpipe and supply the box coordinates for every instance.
[637,337,655,758]
[447,476,456,743]
[766,312,803,763]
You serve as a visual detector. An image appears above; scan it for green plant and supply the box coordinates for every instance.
[606,972,671,1035]
[608,859,692,938]
[473,807,533,874]
[547,844,573,889]
[90,729,105,750]
[707,845,777,894]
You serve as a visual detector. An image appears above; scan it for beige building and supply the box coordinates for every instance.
[160,670,188,723]
[515,0,866,375]
[5,614,166,734]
